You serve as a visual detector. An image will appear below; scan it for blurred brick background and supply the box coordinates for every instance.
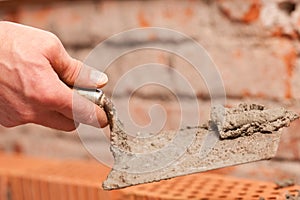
[0,0,300,185]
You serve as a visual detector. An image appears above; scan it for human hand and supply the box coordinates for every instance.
[0,21,108,131]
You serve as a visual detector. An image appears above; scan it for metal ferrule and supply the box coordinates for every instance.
[74,88,106,107]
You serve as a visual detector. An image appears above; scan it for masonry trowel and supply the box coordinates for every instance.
[75,88,299,190]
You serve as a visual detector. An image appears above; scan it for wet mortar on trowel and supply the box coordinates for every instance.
[100,100,299,190]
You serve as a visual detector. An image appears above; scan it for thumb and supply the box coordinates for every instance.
[48,38,108,88]
[63,57,108,88]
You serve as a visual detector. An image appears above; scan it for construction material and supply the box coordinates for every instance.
[123,173,300,200]
[212,103,299,139]
[275,179,296,189]
[102,103,299,190]
[283,191,300,200]
[0,176,7,200]
[1,153,300,200]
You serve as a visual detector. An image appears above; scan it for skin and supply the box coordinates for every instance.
[0,21,108,131]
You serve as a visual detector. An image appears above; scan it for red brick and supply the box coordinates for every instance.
[1,0,297,101]
[111,97,211,133]
[291,58,300,100]
[0,125,90,159]
[172,38,292,100]
[0,1,212,45]
[277,118,300,160]
[213,160,300,185]
[0,0,300,170]
[218,0,261,23]
[0,176,7,200]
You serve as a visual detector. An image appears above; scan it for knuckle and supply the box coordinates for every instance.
[1,121,15,128]
[17,110,35,124]
[44,32,63,53]
[32,87,58,107]
[47,32,61,45]
[65,59,81,83]
[1,116,23,127]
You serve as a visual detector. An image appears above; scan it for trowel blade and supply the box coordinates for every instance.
[103,129,282,190]
[101,103,299,190]
[73,90,297,190]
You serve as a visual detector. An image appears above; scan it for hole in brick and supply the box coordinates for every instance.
[268,197,277,200]
[235,198,243,200]
[252,194,260,198]
[256,190,264,193]
[239,192,246,196]
[278,1,296,15]
[289,189,298,193]
[160,190,169,194]
[219,195,227,198]
[195,186,203,190]
[165,186,175,190]
[227,185,235,189]
[196,183,206,188]
[259,185,267,189]
[189,179,196,183]
[223,190,231,194]
[173,193,181,197]
[200,198,209,200]
[149,187,158,192]
[177,187,185,191]
[271,192,280,195]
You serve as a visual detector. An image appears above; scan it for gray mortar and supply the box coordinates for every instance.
[275,179,295,189]
[102,96,131,152]
[102,103,299,190]
[211,103,299,139]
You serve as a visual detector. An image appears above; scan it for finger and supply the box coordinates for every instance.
[61,58,108,88]
[46,36,108,88]
[34,111,79,132]
[53,84,108,128]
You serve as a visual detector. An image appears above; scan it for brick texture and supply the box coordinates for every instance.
[0,176,7,200]
[0,0,300,186]
[0,153,300,200]
[1,0,299,100]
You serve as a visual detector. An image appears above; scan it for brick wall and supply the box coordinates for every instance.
[0,0,300,183]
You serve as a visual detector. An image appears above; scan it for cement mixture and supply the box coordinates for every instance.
[102,103,299,190]
[211,103,298,139]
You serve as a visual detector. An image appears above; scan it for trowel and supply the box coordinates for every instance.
[75,88,299,190]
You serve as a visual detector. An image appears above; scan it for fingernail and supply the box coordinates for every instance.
[90,70,108,86]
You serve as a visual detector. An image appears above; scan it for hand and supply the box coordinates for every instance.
[0,21,108,131]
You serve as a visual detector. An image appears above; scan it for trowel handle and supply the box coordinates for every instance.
[74,88,115,130]
[73,88,106,108]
